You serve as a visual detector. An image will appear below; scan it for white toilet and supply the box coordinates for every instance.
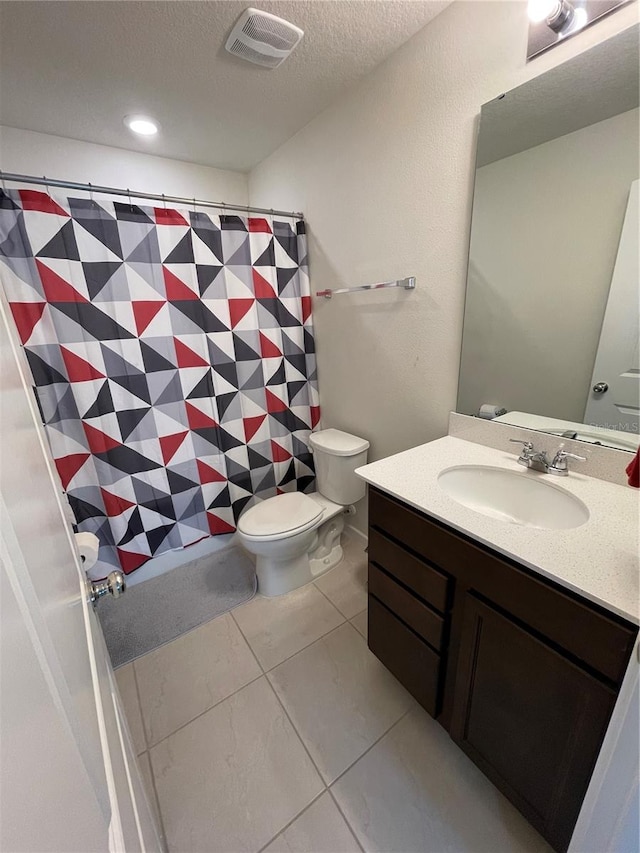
[236,429,370,596]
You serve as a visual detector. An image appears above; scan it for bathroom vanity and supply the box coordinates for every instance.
[356,436,639,853]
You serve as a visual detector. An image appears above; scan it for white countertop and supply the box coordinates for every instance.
[356,436,640,624]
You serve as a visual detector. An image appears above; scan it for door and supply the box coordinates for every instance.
[450,593,616,852]
[0,292,162,852]
[585,180,639,437]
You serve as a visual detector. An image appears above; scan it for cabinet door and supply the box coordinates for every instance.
[450,593,616,853]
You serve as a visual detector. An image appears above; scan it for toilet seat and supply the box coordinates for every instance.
[238,492,324,541]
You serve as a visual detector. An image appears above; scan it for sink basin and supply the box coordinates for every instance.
[437,465,589,530]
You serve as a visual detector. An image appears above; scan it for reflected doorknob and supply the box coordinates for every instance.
[87,571,126,605]
[592,382,609,394]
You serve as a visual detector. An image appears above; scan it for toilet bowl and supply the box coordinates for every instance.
[236,429,369,596]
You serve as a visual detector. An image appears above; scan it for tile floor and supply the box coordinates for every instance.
[116,530,550,853]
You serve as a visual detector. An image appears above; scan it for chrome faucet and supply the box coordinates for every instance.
[509,439,586,476]
[509,439,549,472]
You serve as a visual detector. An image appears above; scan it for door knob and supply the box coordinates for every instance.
[87,571,126,605]
[592,382,609,394]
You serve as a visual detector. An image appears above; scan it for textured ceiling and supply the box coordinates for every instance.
[0,0,450,172]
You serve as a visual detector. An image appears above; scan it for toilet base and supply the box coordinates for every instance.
[255,513,345,597]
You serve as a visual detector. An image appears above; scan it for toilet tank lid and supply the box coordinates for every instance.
[309,429,370,457]
[238,492,323,537]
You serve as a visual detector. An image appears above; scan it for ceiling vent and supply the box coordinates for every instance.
[225,8,304,69]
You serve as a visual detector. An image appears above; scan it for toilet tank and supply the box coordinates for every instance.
[308,429,370,505]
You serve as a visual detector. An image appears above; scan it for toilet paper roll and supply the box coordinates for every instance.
[478,404,507,420]
[74,532,100,571]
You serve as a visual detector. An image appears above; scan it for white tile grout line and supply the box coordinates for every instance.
[129,545,374,851]
[228,608,267,675]
[144,672,266,750]
[254,789,328,853]
[327,787,366,853]
[256,693,413,853]
[139,617,408,853]
[131,659,152,750]
[230,587,347,672]
[132,664,169,849]
[134,596,357,753]
[141,613,372,754]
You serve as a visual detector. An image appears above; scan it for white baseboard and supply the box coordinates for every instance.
[345,523,368,545]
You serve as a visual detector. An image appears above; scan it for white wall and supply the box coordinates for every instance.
[459,108,639,423]
[248,1,639,531]
[0,125,248,206]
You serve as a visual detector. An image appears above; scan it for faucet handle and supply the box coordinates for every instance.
[555,449,586,461]
[548,446,586,476]
[509,439,534,456]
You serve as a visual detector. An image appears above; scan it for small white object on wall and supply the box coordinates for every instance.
[74,532,100,571]
[478,404,507,420]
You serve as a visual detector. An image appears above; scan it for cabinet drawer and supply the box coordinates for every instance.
[370,488,636,685]
[369,563,445,651]
[368,595,442,717]
[368,527,450,613]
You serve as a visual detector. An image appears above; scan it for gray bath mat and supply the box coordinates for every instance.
[98,547,257,668]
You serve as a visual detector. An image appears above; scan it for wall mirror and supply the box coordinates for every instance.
[458,25,639,452]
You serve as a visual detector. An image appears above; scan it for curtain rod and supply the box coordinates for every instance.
[0,171,304,220]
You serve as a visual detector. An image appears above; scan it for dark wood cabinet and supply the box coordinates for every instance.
[366,487,637,853]
[450,593,617,851]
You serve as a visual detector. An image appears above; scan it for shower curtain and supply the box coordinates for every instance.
[0,188,319,579]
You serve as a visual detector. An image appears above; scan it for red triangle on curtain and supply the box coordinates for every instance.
[243,415,266,442]
[311,406,321,428]
[61,347,105,381]
[301,296,312,323]
[19,190,69,216]
[9,302,46,343]
[185,402,217,430]
[228,298,255,328]
[154,208,189,226]
[100,488,136,517]
[248,218,272,233]
[265,389,288,413]
[259,332,282,358]
[54,453,90,490]
[197,460,226,483]
[132,301,165,335]
[116,548,150,574]
[159,431,189,464]
[252,270,277,299]
[271,441,292,462]
[163,267,199,301]
[207,512,236,535]
[82,422,121,454]
[37,260,88,303]
[174,339,209,368]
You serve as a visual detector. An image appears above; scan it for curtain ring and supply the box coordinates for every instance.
[43,175,50,196]
[127,188,133,211]
[162,193,167,209]
[88,182,94,204]
[1,172,6,193]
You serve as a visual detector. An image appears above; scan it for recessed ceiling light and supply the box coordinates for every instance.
[124,115,159,136]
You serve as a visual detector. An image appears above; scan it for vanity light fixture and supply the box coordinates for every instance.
[528,0,576,32]
[527,0,631,59]
[124,115,159,136]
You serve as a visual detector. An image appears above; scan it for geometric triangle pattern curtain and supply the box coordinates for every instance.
[0,188,320,579]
